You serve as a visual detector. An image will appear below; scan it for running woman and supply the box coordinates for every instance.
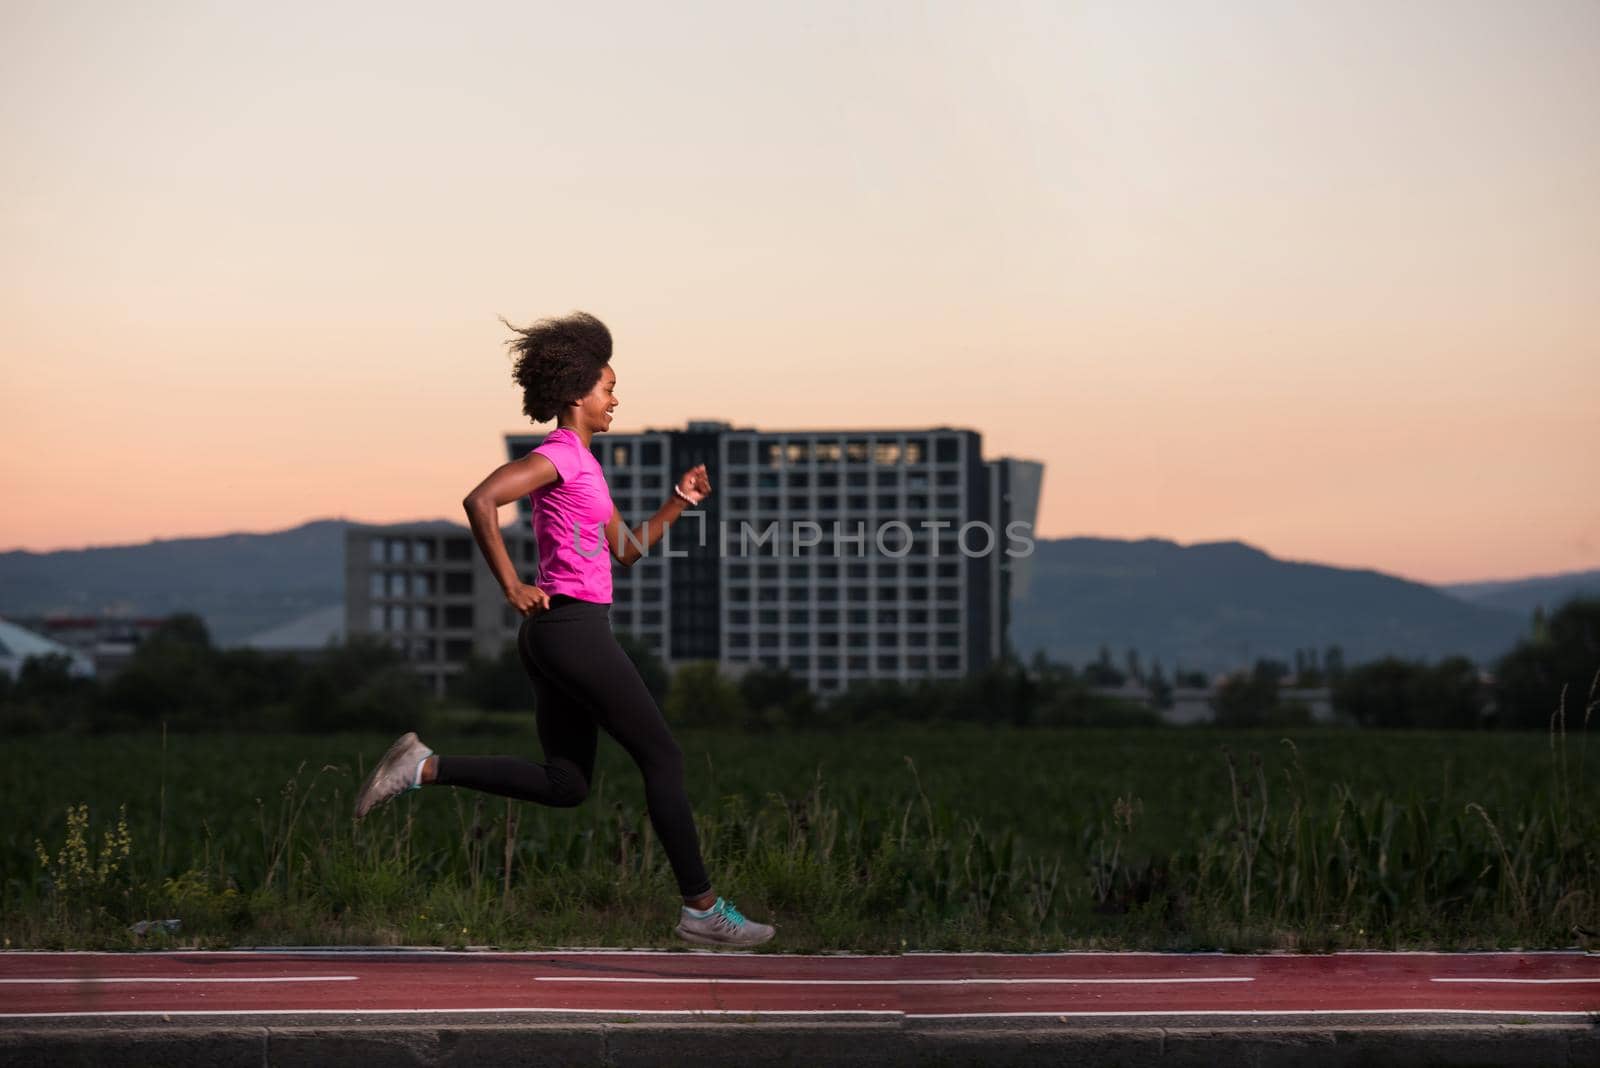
[354,311,774,948]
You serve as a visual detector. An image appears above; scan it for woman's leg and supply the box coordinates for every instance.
[521,608,711,900]
[429,617,597,807]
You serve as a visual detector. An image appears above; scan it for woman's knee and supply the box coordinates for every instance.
[548,763,590,807]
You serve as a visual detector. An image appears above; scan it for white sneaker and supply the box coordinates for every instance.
[675,898,775,948]
[353,731,432,820]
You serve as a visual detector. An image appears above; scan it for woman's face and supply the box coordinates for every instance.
[574,364,617,432]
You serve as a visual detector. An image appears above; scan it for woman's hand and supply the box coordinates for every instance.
[676,463,712,504]
[505,581,550,617]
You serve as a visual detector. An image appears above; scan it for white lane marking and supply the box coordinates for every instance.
[0,976,357,985]
[909,1008,1600,1019]
[1431,977,1600,984]
[0,1007,1593,1021]
[531,976,1255,986]
[4,948,1590,959]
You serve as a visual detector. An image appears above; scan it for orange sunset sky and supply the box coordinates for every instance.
[2,2,1596,585]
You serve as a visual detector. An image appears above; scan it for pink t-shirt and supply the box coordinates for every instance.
[529,428,614,603]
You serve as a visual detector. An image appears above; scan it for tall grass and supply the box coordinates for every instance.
[4,677,1597,951]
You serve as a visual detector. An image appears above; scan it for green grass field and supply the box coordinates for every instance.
[3,722,1596,952]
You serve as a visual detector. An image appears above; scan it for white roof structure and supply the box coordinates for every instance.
[238,604,345,653]
[0,617,96,679]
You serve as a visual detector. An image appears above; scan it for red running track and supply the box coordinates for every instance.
[2,951,1597,1019]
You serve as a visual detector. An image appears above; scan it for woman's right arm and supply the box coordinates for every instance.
[462,453,561,616]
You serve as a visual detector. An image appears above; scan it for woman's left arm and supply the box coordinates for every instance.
[606,463,711,567]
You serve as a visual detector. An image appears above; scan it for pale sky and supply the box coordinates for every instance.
[2,1,1596,584]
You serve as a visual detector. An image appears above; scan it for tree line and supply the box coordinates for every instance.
[2,598,1595,733]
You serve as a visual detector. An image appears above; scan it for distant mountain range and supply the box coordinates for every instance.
[1009,539,1595,673]
[2,521,1595,670]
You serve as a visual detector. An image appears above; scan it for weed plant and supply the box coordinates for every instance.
[2,676,1595,952]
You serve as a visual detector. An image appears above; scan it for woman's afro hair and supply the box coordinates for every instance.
[504,311,613,423]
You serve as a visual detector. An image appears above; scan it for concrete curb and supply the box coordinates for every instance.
[3,1017,1595,1067]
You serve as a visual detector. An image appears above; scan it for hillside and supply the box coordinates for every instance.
[1009,538,1531,673]
[1,524,1561,669]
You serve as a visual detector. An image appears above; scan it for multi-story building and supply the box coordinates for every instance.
[506,422,1042,695]
[344,520,533,695]
[348,423,1041,697]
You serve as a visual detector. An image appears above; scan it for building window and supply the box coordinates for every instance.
[819,632,840,648]
[642,610,662,625]
[368,606,384,631]
[641,441,661,466]
[788,655,811,671]
[444,571,472,595]
[444,639,474,662]
[728,440,750,464]
[937,654,961,671]
[874,442,901,465]
[908,655,929,670]
[611,444,632,466]
[878,654,898,671]
[904,441,925,464]
[758,609,780,625]
[788,608,810,625]
[369,573,386,598]
[729,610,750,625]
[388,573,407,598]
[936,437,960,463]
[412,539,433,563]
[411,606,434,630]
[411,573,435,597]
[368,539,385,564]
[847,655,869,671]
[444,605,473,629]
[445,538,472,560]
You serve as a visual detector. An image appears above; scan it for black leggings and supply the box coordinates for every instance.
[434,597,710,899]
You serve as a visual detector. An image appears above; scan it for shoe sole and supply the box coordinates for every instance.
[674,924,775,948]
[354,731,421,820]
